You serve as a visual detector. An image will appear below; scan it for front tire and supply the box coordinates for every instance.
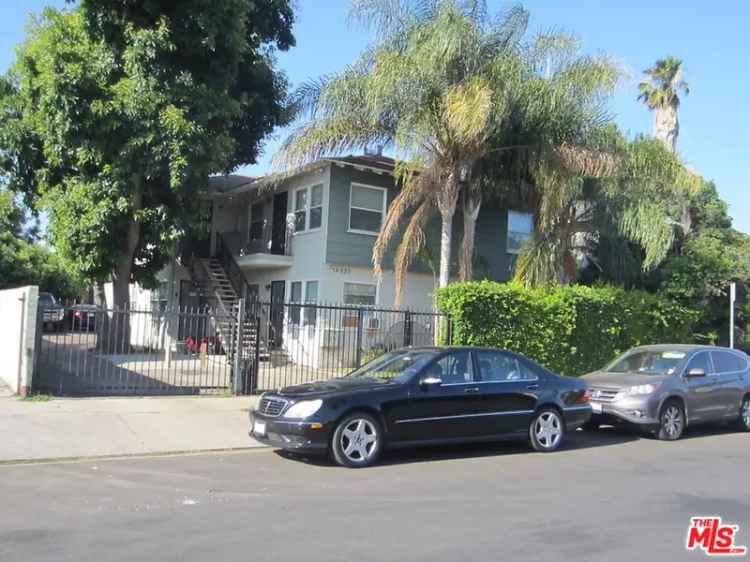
[738,396,750,432]
[331,412,383,468]
[657,400,685,441]
[529,408,565,452]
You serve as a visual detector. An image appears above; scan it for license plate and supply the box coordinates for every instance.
[253,420,266,437]
[591,402,602,413]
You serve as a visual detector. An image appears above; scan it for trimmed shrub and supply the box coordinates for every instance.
[436,281,699,376]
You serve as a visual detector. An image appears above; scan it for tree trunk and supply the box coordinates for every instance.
[103,173,144,353]
[436,172,460,289]
[654,105,679,152]
[459,189,482,281]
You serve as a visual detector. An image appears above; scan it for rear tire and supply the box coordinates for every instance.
[331,412,383,468]
[529,408,565,452]
[738,396,750,432]
[657,400,685,441]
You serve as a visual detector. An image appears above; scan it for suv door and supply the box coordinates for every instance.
[472,350,539,436]
[710,351,748,418]
[683,351,721,422]
[391,350,485,443]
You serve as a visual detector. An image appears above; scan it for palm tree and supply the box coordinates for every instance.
[637,56,689,152]
[275,0,530,303]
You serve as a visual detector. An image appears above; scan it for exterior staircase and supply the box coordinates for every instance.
[200,258,269,363]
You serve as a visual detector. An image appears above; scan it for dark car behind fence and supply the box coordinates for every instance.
[31,300,451,397]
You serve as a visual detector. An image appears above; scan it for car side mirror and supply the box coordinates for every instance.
[686,368,706,378]
[419,376,442,389]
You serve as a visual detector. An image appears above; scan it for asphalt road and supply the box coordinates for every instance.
[1,425,747,562]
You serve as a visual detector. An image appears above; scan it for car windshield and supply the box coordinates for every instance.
[347,350,438,383]
[39,293,56,305]
[606,350,687,376]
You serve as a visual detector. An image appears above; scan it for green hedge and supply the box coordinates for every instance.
[436,281,699,376]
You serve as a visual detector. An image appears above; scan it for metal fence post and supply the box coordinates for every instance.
[403,311,413,347]
[233,298,245,395]
[355,308,363,367]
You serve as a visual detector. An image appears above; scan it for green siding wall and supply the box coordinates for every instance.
[325,163,514,281]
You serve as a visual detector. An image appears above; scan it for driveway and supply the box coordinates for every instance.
[0,426,747,562]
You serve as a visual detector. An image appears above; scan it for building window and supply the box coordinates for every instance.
[507,210,533,254]
[349,183,387,234]
[294,184,323,233]
[249,202,265,243]
[343,282,377,306]
[290,280,319,325]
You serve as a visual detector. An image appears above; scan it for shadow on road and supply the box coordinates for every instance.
[275,426,642,468]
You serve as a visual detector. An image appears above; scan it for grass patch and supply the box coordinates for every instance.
[21,393,54,402]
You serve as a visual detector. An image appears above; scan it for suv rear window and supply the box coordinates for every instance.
[711,351,748,374]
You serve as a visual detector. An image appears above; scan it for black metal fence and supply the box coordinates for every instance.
[31,300,451,396]
[33,305,237,396]
[246,301,452,393]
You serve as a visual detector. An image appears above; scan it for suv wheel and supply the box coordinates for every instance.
[657,400,685,441]
[738,396,750,432]
[331,412,383,468]
[529,408,565,452]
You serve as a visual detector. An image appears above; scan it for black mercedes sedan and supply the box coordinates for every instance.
[249,347,592,467]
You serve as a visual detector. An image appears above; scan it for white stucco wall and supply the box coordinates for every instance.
[0,286,39,395]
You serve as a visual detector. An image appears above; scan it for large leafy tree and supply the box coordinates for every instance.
[0,1,294,314]
[637,56,689,153]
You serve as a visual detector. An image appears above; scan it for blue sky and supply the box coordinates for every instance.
[3,1,748,233]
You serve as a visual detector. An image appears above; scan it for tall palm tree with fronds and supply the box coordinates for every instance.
[275,0,531,303]
[637,56,689,152]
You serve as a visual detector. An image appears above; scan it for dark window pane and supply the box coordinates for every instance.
[477,351,522,381]
[686,353,712,374]
[350,208,382,232]
[309,206,322,230]
[425,351,474,384]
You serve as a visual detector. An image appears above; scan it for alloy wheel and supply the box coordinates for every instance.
[742,398,750,430]
[533,411,562,449]
[662,405,684,439]
[340,418,378,464]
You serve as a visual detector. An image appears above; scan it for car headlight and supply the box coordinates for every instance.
[625,384,659,396]
[283,399,323,419]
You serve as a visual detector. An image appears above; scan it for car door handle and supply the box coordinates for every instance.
[464,387,480,393]
[526,384,540,390]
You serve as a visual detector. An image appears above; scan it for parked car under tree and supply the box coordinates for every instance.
[39,292,65,332]
[249,347,592,467]
[583,344,750,440]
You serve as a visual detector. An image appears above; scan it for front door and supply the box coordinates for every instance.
[178,281,207,340]
[271,192,288,255]
[389,350,486,443]
[684,351,721,421]
[269,281,285,348]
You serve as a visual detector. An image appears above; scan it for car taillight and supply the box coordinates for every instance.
[577,390,591,403]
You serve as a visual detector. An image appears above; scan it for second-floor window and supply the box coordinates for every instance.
[349,183,387,235]
[507,210,533,254]
[294,184,323,232]
[249,202,265,242]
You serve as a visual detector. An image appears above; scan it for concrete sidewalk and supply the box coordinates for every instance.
[0,395,263,463]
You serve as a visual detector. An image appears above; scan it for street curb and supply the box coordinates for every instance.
[0,446,270,467]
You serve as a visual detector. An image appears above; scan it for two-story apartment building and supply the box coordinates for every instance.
[125,153,533,370]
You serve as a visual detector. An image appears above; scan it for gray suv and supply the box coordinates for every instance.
[582,344,750,440]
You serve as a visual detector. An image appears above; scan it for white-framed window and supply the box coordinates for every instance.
[507,210,533,254]
[343,282,377,306]
[348,183,387,235]
[290,280,319,325]
[294,184,323,233]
